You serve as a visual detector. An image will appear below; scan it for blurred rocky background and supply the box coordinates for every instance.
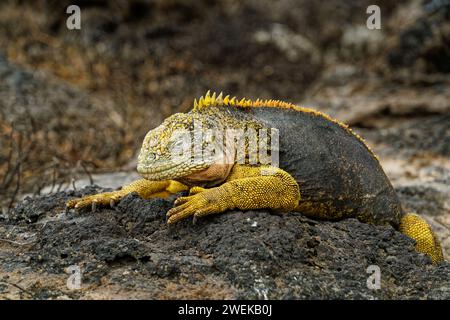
[0,0,449,298]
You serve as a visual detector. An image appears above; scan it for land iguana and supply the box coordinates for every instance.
[67,91,444,264]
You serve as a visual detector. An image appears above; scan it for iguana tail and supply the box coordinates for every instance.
[399,213,444,264]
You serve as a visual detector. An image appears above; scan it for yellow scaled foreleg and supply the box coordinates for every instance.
[67,179,188,210]
[166,165,300,224]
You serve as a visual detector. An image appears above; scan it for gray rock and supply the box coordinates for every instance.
[2,186,449,299]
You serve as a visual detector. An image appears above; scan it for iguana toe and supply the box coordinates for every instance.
[189,186,207,195]
[166,201,196,224]
[66,191,125,211]
[167,189,233,224]
[167,193,212,224]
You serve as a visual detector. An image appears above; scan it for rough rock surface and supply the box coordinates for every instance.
[1,186,449,299]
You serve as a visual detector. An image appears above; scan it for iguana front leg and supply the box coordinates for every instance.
[67,179,188,210]
[166,165,300,224]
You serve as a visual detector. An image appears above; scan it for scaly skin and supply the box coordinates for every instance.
[66,179,188,209]
[67,91,444,264]
[167,165,300,224]
[399,213,444,263]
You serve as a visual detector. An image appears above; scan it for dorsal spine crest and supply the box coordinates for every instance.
[192,90,378,161]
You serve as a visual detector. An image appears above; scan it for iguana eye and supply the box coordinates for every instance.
[174,140,185,148]
[146,153,156,161]
[168,129,191,150]
[166,139,181,150]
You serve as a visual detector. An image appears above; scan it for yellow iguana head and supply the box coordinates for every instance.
[137,111,227,181]
[137,91,276,182]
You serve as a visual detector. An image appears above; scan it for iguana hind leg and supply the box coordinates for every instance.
[167,165,300,224]
[400,213,444,264]
[67,179,188,210]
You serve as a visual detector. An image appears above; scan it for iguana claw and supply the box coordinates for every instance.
[66,190,125,211]
[166,187,232,224]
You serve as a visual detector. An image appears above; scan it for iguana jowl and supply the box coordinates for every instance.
[67,91,444,264]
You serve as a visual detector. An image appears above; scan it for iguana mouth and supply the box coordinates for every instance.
[137,161,182,176]
[137,161,208,180]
